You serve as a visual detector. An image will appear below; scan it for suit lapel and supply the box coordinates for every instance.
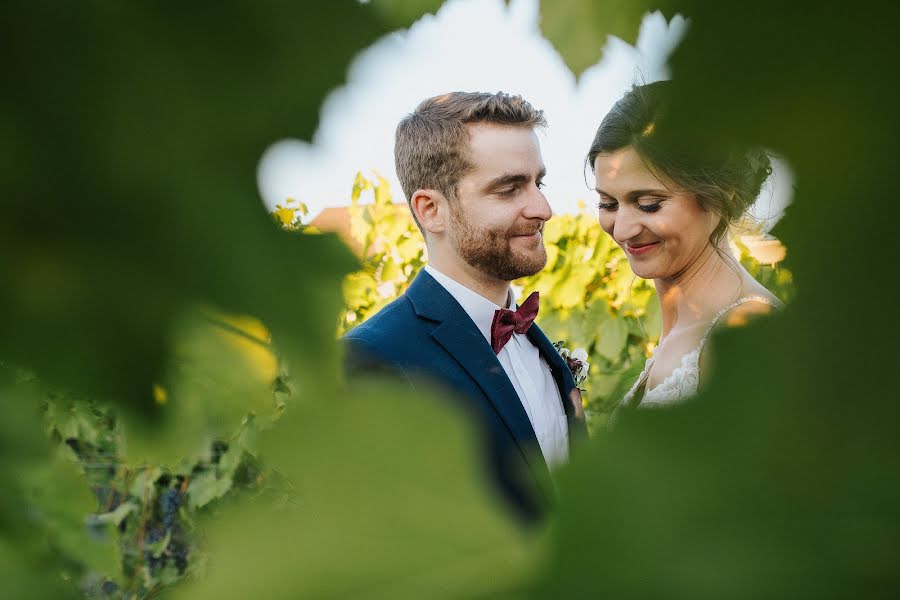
[406,271,552,492]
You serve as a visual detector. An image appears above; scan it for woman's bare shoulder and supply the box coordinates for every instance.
[721,298,773,327]
[719,288,781,328]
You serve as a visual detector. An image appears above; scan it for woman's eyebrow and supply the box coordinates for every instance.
[594,187,671,198]
[628,188,671,198]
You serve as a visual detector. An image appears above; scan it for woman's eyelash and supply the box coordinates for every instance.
[638,202,662,213]
[597,199,664,212]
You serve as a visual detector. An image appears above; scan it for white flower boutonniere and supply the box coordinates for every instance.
[553,341,590,390]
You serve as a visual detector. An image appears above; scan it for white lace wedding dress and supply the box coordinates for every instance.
[620,296,780,409]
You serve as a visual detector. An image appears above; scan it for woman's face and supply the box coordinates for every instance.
[593,146,719,281]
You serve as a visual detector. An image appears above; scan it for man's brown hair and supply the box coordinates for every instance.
[394,91,547,233]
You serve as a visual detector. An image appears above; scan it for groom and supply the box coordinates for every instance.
[343,91,587,523]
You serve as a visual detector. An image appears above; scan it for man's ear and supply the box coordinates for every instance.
[410,189,448,235]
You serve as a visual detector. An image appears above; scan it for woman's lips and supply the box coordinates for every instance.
[625,241,660,256]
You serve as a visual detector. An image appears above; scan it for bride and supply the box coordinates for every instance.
[587,81,783,409]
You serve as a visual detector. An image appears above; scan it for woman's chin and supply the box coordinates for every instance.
[626,260,657,280]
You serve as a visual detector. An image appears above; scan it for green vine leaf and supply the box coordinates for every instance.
[95,501,137,527]
[188,470,234,511]
[595,318,629,362]
[539,0,673,77]
[367,0,446,28]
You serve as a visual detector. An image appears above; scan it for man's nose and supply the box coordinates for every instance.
[523,185,553,221]
[613,205,642,243]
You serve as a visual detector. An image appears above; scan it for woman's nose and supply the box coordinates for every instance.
[613,206,642,242]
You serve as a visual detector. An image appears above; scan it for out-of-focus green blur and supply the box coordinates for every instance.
[2,0,898,598]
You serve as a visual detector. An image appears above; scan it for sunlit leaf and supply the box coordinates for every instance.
[539,1,673,76]
[595,318,629,362]
[187,469,234,511]
[273,207,296,227]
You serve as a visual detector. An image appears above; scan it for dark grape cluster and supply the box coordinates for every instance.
[144,524,167,574]
[171,542,189,574]
[138,483,191,577]
[159,488,182,530]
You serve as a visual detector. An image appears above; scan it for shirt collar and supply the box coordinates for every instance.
[423,264,515,344]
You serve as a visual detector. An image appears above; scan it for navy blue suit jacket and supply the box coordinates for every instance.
[343,269,588,523]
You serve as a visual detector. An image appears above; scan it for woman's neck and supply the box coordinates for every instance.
[654,243,743,337]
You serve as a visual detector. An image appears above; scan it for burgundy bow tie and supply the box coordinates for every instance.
[490,291,539,354]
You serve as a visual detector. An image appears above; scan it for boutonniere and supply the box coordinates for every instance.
[553,341,589,390]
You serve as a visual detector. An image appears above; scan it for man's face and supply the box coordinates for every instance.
[447,123,552,282]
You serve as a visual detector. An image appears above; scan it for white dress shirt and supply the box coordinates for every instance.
[424,265,569,468]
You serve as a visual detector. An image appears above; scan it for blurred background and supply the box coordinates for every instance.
[1,0,896,598]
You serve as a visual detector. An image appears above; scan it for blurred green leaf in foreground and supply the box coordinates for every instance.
[2,0,899,598]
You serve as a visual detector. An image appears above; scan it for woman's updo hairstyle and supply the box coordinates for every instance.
[586,80,772,248]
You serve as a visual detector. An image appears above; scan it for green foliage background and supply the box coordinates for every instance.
[2,0,897,598]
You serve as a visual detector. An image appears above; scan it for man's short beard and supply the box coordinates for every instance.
[450,206,547,281]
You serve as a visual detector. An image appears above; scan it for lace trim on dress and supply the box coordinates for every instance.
[620,295,780,409]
